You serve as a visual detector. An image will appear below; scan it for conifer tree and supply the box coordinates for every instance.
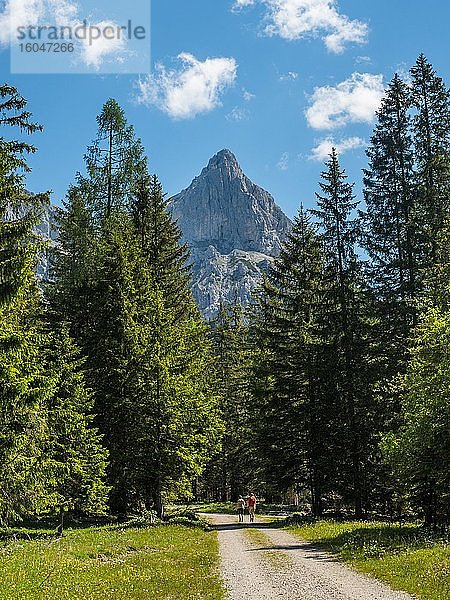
[0,84,48,304]
[204,299,254,501]
[312,151,380,517]
[0,85,50,524]
[43,327,109,521]
[251,208,333,512]
[410,54,450,262]
[383,221,450,527]
[132,174,193,320]
[50,101,222,518]
[77,99,147,222]
[382,308,450,527]
[362,74,417,337]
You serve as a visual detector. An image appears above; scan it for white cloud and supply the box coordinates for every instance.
[277,151,289,170]
[1,0,49,45]
[227,106,249,122]
[279,70,299,81]
[355,55,372,65]
[305,73,384,130]
[310,136,365,161]
[79,20,127,69]
[0,0,130,69]
[243,89,255,101]
[137,53,237,120]
[233,0,368,53]
[233,0,256,8]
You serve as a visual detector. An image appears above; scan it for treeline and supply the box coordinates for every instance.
[0,89,221,524]
[203,55,450,528]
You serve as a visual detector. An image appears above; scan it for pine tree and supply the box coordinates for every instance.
[362,73,417,338]
[312,150,380,517]
[251,208,333,513]
[204,299,254,502]
[410,54,450,263]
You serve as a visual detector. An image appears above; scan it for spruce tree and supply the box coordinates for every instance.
[132,174,193,320]
[204,299,254,501]
[312,150,380,517]
[50,101,222,518]
[0,84,48,304]
[410,54,450,263]
[362,73,417,337]
[382,308,450,527]
[251,208,332,513]
[43,327,109,523]
[0,85,51,524]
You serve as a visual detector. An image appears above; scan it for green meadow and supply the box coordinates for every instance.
[0,523,225,600]
[288,520,450,600]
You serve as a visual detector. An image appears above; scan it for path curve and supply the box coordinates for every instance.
[203,513,415,600]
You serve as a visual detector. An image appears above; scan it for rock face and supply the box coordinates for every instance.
[4,202,58,279]
[170,149,291,319]
[35,204,59,278]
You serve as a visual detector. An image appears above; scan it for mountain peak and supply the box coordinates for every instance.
[204,148,242,177]
[169,150,292,317]
[171,149,291,255]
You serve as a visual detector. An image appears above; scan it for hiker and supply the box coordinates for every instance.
[236,496,245,523]
[247,493,257,522]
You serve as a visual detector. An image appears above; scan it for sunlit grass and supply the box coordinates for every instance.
[288,519,450,600]
[0,523,225,599]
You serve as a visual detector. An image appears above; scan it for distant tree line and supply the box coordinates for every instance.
[0,53,449,529]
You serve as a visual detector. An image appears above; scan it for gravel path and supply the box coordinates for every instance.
[204,514,415,600]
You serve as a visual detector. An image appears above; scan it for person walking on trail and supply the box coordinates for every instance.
[236,496,245,523]
[247,493,257,522]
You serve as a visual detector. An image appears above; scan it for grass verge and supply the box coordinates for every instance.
[188,501,295,515]
[287,519,450,600]
[0,522,225,599]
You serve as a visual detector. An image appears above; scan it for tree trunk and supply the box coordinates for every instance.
[153,484,165,520]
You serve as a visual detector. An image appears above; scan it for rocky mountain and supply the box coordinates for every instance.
[170,149,292,319]
[26,149,291,319]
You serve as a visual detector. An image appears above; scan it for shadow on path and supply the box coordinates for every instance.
[210,521,281,532]
[246,543,338,562]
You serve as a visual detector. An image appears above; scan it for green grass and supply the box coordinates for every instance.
[288,519,450,600]
[0,523,225,600]
[190,501,294,515]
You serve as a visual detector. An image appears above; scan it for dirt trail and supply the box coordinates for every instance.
[204,513,415,600]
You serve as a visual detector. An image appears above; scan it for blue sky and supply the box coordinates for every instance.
[1,0,449,218]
